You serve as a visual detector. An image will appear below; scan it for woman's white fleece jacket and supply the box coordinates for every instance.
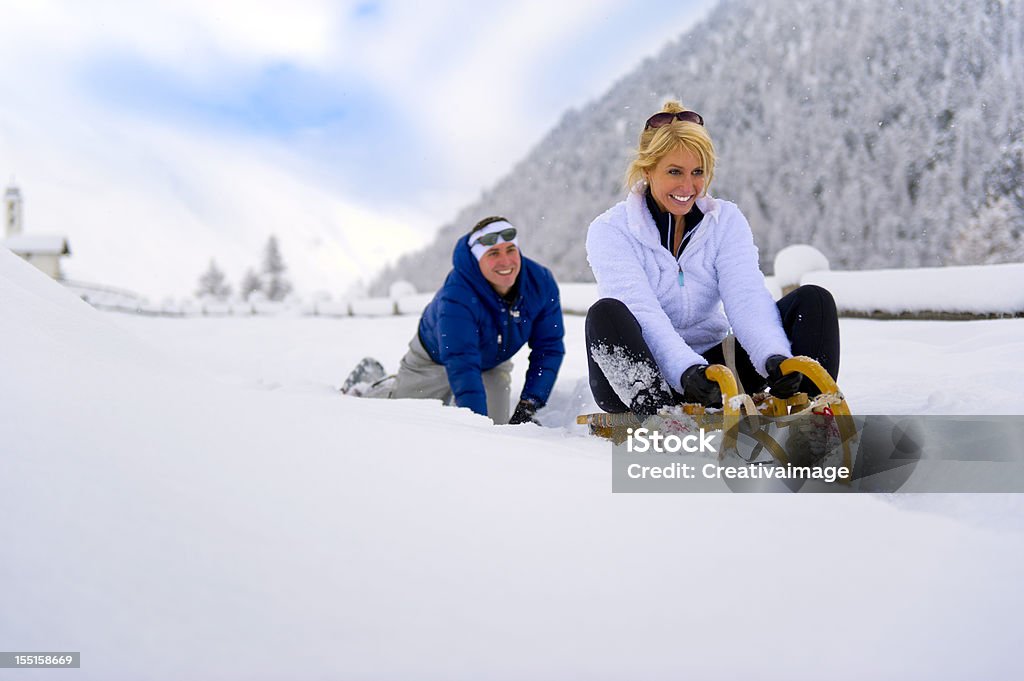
[585,189,791,393]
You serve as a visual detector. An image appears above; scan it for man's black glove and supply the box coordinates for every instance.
[680,364,722,407]
[765,354,802,398]
[508,399,540,425]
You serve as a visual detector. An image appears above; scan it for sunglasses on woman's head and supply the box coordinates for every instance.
[472,227,517,247]
[644,110,705,130]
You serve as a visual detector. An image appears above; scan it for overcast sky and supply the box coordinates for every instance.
[0,0,716,298]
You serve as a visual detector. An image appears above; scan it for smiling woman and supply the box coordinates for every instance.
[584,100,842,418]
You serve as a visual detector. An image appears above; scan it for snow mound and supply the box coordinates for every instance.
[388,279,416,298]
[774,244,830,288]
[0,247,163,370]
[1,246,95,316]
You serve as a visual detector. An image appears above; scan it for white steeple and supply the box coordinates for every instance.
[5,180,23,237]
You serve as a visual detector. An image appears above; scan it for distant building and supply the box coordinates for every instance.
[1,182,71,279]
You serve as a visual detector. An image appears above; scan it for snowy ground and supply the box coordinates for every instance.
[3,249,1024,679]
[110,311,1024,419]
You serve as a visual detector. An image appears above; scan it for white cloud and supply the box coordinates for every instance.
[0,0,341,73]
[0,0,716,298]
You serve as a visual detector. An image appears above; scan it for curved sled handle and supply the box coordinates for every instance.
[780,355,856,473]
[778,356,850,415]
[705,364,739,416]
[704,364,743,458]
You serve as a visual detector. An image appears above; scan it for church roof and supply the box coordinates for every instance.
[2,234,71,256]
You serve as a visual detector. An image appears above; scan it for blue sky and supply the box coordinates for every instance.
[0,0,717,297]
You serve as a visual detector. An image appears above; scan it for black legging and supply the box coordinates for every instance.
[585,285,840,417]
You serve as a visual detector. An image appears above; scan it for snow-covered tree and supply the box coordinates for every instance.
[260,235,293,302]
[239,268,262,301]
[195,259,232,301]
[953,196,1024,265]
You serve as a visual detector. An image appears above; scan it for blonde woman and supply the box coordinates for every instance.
[584,102,840,418]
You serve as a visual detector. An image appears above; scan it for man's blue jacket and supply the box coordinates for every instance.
[417,235,565,416]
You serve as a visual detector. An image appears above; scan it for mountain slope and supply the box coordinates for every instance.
[373,0,1024,293]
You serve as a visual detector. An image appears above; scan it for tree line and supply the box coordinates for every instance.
[195,235,293,302]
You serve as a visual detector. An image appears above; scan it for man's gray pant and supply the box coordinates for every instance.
[366,335,513,425]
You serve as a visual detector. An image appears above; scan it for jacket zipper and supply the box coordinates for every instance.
[497,292,522,353]
[498,307,509,353]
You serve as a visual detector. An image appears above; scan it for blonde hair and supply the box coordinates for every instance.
[624,100,716,194]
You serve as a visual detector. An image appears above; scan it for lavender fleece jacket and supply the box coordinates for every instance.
[585,189,791,393]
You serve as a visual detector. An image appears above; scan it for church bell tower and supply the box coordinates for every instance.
[5,182,23,237]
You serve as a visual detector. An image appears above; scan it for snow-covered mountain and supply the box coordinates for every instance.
[372,0,1024,294]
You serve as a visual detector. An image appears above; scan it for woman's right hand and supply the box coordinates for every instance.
[680,364,722,407]
[765,355,802,398]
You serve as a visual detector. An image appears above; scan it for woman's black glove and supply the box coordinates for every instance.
[508,399,540,425]
[680,364,722,407]
[765,355,802,398]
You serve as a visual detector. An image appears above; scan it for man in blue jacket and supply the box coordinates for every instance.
[341,216,565,425]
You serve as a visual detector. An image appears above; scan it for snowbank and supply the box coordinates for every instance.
[559,279,782,314]
[64,258,1022,321]
[559,282,599,314]
[272,261,1024,319]
[349,296,397,316]
[803,262,1024,317]
[395,291,434,315]
[216,261,1024,319]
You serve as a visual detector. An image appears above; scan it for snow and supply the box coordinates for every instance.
[559,280,787,315]
[804,263,1024,316]
[3,247,1024,679]
[395,292,434,315]
[64,256,1023,320]
[555,257,1024,321]
[546,261,1024,320]
[305,299,351,317]
[1,234,70,254]
[349,297,398,317]
[773,243,830,288]
[589,341,670,411]
[388,279,417,299]
[559,281,600,315]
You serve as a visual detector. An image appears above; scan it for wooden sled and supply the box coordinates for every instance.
[577,356,857,471]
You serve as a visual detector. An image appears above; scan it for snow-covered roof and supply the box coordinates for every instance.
[2,234,71,255]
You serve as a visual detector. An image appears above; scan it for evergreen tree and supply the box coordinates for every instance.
[195,259,232,301]
[260,235,293,301]
[239,268,263,301]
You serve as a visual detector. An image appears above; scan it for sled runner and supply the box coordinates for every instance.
[578,355,856,472]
